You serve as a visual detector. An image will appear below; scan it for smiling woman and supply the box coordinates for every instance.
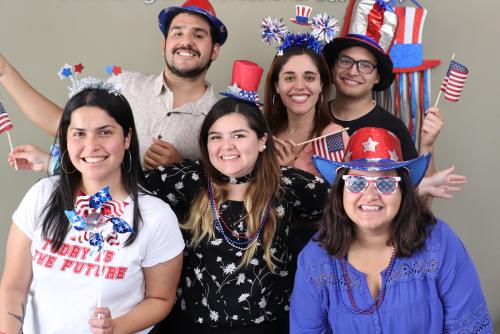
[146,93,328,333]
[290,127,493,333]
[0,86,184,334]
[264,45,349,176]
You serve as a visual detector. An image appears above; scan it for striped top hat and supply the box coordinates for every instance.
[290,5,313,25]
[390,6,440,73]
[322,0,398,91]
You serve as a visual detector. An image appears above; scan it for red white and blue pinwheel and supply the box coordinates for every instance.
[65,186,132,253]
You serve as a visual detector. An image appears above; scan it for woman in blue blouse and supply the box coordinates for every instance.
[290,127,492,334]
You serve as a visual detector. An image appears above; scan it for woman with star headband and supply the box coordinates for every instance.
[0,83,184,333]
[145,60,328,333]
[290,127,492,333]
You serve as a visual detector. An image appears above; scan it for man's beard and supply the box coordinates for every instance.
[165,46,212,78]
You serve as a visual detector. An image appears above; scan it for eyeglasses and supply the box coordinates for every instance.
[342,175,401,195]
[336,55,377,74]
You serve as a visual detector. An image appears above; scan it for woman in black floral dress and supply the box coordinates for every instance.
[147,97,327,333]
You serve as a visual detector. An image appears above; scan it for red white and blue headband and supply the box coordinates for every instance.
[261,6,339,55]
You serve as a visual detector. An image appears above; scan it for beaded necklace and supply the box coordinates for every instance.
[207,177,271,250]
[334,247,397,314]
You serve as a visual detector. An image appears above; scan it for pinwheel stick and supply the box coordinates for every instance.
[7,131,18,170]
[97,243,104,319]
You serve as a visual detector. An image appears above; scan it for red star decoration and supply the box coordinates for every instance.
[112,66,122,76]
[74,63,84,73]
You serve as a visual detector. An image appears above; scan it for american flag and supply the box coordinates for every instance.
[312,131,345,162]
[0,99,14,134]
[440,60,469,102]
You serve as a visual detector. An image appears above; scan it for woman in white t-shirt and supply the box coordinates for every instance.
[0,84,184,334]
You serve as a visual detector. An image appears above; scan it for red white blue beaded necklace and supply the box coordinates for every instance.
[334,247,397,314]
[207,177,271,250]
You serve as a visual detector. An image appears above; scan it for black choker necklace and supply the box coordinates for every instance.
[215,171,255,184]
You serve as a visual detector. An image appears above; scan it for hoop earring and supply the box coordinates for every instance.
[272,94,276,110]
[122,150,132,174]
[60,150,76,174]
[319,94,323,106]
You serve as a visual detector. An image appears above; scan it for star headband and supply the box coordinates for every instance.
[261,8,339,55]
[58,63,123,98]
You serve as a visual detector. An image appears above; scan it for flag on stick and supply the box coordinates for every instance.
[0,100,14,134]
[312,131,345,162]
[0,97,18,170]
[440,60,469,102]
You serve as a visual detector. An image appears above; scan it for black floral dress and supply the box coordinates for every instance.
[146,160,327,328]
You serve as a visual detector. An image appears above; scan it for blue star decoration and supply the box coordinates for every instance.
[105,65,114,75]
[58,63,74,79]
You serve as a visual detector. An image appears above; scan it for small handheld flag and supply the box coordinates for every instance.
[439,60,469,102]
[0,97,17,170]
[0,99,13,134]
[311,131,346,162]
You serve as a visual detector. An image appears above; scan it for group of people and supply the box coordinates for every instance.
[0,0,492,333]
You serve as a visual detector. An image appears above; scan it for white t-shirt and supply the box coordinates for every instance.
[12,177,184,334]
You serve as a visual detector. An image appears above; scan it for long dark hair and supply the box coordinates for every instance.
[41,88,148,251]
[264,46,334,139]
[184,97,282,270]
[317,168,436,257]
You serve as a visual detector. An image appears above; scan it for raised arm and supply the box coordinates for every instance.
[0,53,62,136]
[0,224,33,333]
[420,107,444,178]
[418,165,466,199]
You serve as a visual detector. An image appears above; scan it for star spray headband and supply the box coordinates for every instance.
[261,5,339,56]
[48,63,125,175]
[58,62,123,98]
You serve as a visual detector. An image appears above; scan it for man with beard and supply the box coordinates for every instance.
[0,0,226,169]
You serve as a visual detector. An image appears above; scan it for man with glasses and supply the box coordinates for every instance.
[323,40,424,160]
[322,37,463,201]
[0,0,226,170]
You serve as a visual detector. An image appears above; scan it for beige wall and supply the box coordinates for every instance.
[1,0,498,326]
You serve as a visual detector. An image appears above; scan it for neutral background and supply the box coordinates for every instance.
[0,0,498,327]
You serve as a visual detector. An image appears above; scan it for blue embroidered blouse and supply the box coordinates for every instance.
[290,220,493,334]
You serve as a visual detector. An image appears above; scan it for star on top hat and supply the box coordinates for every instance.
[158,0,228,45]
[390,6,440,73]
[220,60,264,106]
[323,0,398,91]
[313,127,430,187]
[290,5,313,25]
